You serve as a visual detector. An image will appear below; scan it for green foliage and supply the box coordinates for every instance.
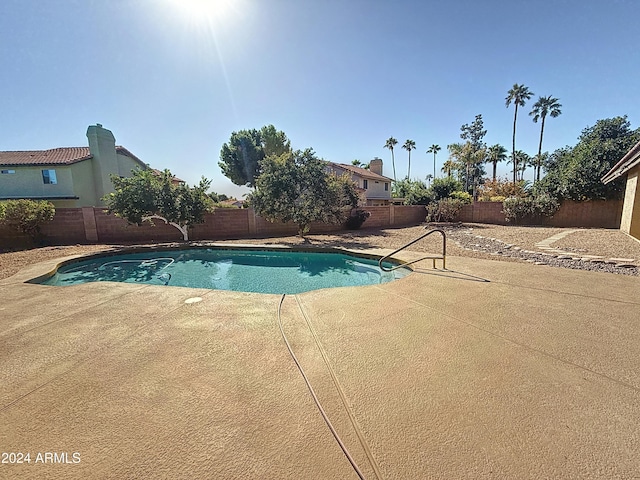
[449,191,472,204]
[345,209,371,229]
[425,198,466,223]
[248,149,359,236]
[430,177,463,201]
[104,169,213,240]
[219,125,291,187]
[393,178,433,205]
[460,114,487,149]
[447,141,486,193]
[502,194,559,224]
[536,116,640,200]
[486,144,508,180]
[0,199,55,240]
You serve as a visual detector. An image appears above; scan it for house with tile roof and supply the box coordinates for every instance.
[0,124,175,208]
[602,139,640,240]
[326,158,393,206]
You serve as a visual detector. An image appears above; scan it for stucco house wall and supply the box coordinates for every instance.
[0,125,152,208]
[602,139,640,241]
[620,166,640,239]
[0,165,76,201]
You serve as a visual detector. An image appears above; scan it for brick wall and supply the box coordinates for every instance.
[546,200,623,228]
[1,201,621,249]
[456,200,623,228]
[0,205,428,247]
[1,208,87,248]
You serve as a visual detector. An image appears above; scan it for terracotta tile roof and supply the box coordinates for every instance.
[150,168,184,184]
[327,162,393,182]
[0,147,92,166]
[0,146,144,167]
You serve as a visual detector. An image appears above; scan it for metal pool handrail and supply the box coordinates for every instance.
[378,228,446,271]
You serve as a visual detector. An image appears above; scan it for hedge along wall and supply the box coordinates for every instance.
[0,205,428,247]
[456,200,624,228]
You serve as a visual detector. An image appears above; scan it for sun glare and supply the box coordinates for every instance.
[170,0,233,21]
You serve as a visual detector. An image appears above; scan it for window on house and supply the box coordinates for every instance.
[363,179,368,189]
[384,182,389,191]
[1,169,16,174]
[42,169,57,184]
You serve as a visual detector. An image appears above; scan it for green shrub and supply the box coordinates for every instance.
[0,199,55,240]
[533,193,560,218]
[425,198,465,223]
[449,191,472,204]
[502,197,533,223]
[502,194,559,223]
[430,177,463,201]
[344,209,371,229]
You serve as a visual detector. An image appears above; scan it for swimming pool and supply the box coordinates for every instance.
[36,248,411,294]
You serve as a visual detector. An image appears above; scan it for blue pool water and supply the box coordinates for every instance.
[37,249,410,294]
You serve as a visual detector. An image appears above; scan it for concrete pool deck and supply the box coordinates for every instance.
[1,248,639,479]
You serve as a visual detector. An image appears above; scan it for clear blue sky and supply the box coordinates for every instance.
[1,0,638,198]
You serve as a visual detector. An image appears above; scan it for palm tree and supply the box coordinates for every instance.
[508,150,531,181]
[486,144,508,181]
[402,139,416,179]
[505,84,534,184]
[384,137,398,182]
[533,151,549,183]
[351,159,362,167]
[441,159,457,178]
[530,95,562,182]
[427,144,441,181]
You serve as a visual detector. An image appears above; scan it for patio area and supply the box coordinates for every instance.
[1,249,639,478]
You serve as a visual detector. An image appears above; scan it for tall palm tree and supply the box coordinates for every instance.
[486,144,508,181]
[384,137,398,182]
[505,84,534,184]
[530,95,562,182]
[402,139,416,179]
[427,144,441,181]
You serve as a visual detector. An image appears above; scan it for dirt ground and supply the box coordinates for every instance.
[2,223,639,281]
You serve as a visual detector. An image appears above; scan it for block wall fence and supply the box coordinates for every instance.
[0,200,623,248]
[456,200,623,228]
[0,205,428,246]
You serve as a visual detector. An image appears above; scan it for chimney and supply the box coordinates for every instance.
[369,157,383,175]
[86,124,118,205]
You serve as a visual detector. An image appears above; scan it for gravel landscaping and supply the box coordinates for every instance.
[1,223,639,280]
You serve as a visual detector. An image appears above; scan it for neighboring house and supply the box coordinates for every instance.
[602,139,640,240]
[326,158,392,206]
[0,124,176,208]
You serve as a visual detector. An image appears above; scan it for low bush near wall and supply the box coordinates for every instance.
[0,199,56,243]
[344,209,371,229]
[426,198,466,222]
[502,194,559,224]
